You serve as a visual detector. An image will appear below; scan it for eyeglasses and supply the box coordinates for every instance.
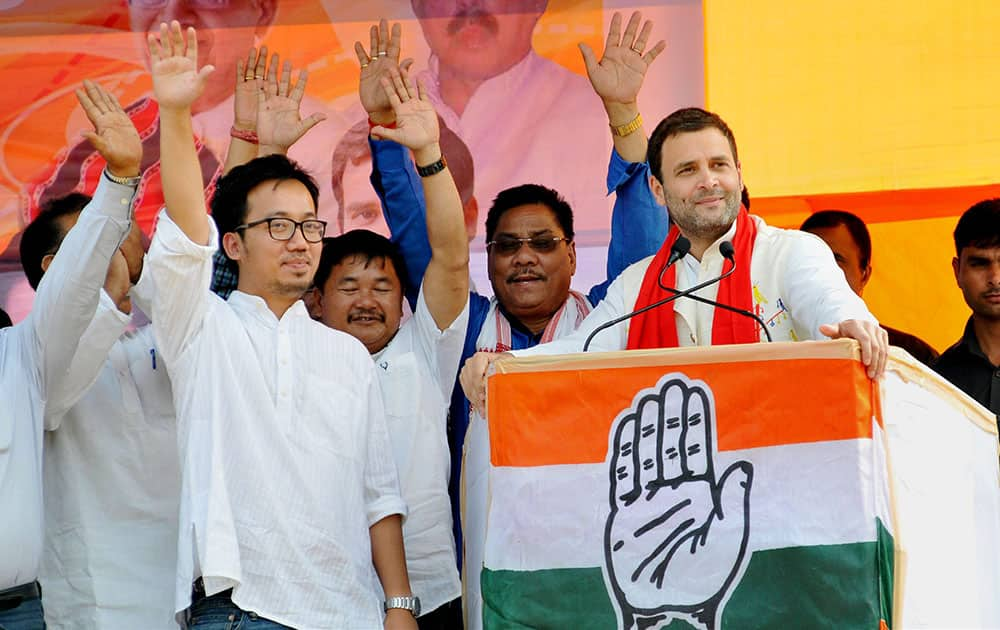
[487,235,570,255]
[128,0,230,9]
[235,217,327,243]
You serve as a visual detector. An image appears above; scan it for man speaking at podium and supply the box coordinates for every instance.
[461,107,889,408]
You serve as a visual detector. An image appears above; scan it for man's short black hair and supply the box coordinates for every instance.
[20,192,92,290]
[0,307,11,329]
[211,154,319,259]
[800,209,873,269]
[954,198,1000,257]
[485,184,573,244]
[313,230,409,297]
[647,107,740,184]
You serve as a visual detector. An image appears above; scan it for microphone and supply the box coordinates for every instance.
[582,240,735,352]
[657,241,772,342]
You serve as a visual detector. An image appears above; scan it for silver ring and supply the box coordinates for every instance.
[378,51,388,57]
[360,62,369,69]
[631,45,643,53]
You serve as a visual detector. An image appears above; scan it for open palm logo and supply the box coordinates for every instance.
[603,373,753,630]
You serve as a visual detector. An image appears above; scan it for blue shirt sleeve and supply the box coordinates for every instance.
[587,148,669,305]
[370,137,431,310]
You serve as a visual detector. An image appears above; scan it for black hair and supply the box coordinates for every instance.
[485,184,573,244]
[954,198,1000,256]
[647,107,740,184]
[19,192,92,290]
[313,230,409,297]
[0,307,11,329]
[800,209,873,269]
[210,154,319,259]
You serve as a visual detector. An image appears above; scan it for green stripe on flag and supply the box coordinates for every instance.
[482,526,894,630]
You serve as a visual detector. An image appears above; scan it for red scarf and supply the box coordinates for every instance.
[626,208,759,349]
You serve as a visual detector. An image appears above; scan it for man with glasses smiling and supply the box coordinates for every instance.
[145,22,415,629]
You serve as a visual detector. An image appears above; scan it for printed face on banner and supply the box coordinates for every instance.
[411,0,544,81]
[0,0,704,322]
[604,373,752,630]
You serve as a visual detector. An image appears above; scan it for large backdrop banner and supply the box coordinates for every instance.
[464,341,1000,629]
[0,0,704,320]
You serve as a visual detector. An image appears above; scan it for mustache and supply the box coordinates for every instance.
[447,9,499,36]
[692,188,727,203]
[348,308,386,323]
[506,269,545,284]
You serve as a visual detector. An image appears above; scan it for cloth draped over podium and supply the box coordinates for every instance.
[462,340,1000,629]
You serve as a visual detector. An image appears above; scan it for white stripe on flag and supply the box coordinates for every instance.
[486,438,882,571]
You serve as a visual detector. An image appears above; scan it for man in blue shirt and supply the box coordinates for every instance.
[357,12,669,566]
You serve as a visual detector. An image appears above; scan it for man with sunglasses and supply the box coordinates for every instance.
[360,13,668,573]
[145,22,414,629]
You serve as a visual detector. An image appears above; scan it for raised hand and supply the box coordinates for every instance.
[75,79,142,177]
[604,374,752,630]
[355,19,413,124]
[148,21,214,112]
[256,53,327,155]
[233,46,269,131]
[580,11,666,109]
[370,68,439,158]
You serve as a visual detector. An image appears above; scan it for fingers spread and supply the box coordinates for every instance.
[622,11,642,49]
[605,12,622,52]
[354,41,370,67]
[644,40,667,65]
[633,18,652,53]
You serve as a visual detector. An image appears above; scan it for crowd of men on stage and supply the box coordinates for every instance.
[0,6,998,630]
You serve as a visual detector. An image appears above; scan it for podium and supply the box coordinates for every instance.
[462,340,1000,630]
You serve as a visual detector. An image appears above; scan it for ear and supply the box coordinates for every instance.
[304,287,323,319]
[222,232,243,262]
[40,254,54,274]
[255,0,278,31]
[860,264,873,289]
[649,175,667,208]
[952,255,961,285]
[567,240,577,276]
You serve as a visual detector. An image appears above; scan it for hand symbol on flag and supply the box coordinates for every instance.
[604,375,753,630]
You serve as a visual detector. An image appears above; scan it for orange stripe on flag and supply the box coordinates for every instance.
[489,357,874,467]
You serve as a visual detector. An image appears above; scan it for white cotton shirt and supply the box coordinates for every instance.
[147,211,405,630]
[372,289,467,615]
[40,274,179,629]
[513,215,878,356]
[0,176,133,590]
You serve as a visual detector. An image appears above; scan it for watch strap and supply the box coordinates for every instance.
[102,168,141,187]
[416,156,447,178]
[610,112,643,137]
[384,595,421,617]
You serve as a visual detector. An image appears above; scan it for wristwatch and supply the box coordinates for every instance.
[103,168,142,187]
[384,595,421,617]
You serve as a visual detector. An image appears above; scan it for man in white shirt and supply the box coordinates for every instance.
[146,21,416,629]
[0,83,136,628]
[14,80,182,629]
[310,67,470,628]
[411,0,613,236]
[460,106,890,407]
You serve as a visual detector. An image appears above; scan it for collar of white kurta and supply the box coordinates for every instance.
[226,291,310,326]
[476,290,591,353]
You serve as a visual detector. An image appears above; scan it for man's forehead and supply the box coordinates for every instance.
[661,128,735,164]
[961,245,1000,260]
[495,204,562,233]
[246,180,317,219]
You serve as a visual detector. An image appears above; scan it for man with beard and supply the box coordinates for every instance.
[934,200,1000,420]
[145,22,414,629]
[359,13,669,567]
[408,0,613,236]
[460,106,890,409]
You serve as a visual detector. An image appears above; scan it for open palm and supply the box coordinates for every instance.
[148,21,213,111]
[371,70,439,153]
[581,11,666,106]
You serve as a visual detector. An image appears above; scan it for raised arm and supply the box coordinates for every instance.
[358,20,428,310]
[149,21,215,245]
[371,70,469,330]
[26,79,138,396]
[581,11,669,302]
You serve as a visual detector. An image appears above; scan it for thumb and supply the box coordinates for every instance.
[716,461,753,523]
[578,42,599,74]
[197,65,216,84]
[370,125,405,144]
[400,58,415,73]
[80,130,106,154]
[819,323,841,339]
[297,113,327,136]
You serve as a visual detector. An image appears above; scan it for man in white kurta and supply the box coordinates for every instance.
[0,172,134,623]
